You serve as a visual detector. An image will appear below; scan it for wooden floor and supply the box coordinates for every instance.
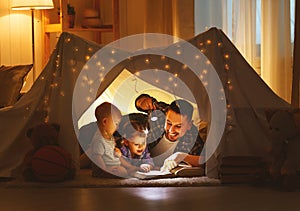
[1,186,300,210]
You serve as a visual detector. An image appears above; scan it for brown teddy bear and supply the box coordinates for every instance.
[22,122,75,182]
[267,109,300,191]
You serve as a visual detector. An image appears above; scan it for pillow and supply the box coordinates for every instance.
[0,64,33,108]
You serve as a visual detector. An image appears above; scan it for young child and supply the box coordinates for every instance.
[116,117,154,173]
[90,102,128,178]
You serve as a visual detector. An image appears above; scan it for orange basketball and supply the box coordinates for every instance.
[31,145,72,182]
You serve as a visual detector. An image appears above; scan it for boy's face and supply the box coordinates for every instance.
[125,136,147,156]
[104,112,121,136]
[164,110,192,142]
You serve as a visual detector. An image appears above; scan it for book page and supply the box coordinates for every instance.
[133,170,173,179]
[135,170,171,176]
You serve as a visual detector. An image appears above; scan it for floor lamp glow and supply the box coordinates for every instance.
[11,0,54,80]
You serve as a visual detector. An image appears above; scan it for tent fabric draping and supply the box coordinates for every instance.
[0,28,290,178]
[0,35,100,177]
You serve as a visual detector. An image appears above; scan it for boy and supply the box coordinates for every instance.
[91,102,127,178]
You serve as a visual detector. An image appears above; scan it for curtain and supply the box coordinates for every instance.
[194,0,258,72]
[231,0,257,69]
[144,0,194,40]
[292,0,300,108]
[194,0,293,103]
[261,0,292,102]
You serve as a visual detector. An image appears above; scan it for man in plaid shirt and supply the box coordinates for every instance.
[135,94,205,171]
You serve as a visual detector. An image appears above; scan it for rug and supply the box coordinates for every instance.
[2,169,221,188]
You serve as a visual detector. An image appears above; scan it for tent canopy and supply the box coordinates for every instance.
[0,28,290,178]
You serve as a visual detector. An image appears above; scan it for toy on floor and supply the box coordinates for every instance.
[267,110,300,191]
[22,122,75,182]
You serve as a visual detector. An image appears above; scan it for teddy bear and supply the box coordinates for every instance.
[267,109,300,191]
[22,122,75,182]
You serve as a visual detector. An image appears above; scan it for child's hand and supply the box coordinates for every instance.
[114,148,122,158]
[139,164,152,172]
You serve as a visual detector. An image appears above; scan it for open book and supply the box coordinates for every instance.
[133,162,205,180]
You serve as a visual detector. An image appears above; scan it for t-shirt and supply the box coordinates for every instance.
[91,130,120,166]
[150,135,178,167]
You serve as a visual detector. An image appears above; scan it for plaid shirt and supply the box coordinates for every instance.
[146,105,204,156]
[120,145,154,167]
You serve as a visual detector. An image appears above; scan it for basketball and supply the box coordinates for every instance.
[31,145,72,182]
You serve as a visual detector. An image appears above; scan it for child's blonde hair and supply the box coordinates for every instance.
[119,119,148,141]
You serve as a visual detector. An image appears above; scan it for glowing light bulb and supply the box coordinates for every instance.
[83,65,89,70]
[225,64,230,70]
[86,96,92,102]
[82,75,88,81]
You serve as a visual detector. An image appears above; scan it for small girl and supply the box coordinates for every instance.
[115,115,154,173]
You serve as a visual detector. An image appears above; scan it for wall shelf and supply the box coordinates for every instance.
[43,0,119,64]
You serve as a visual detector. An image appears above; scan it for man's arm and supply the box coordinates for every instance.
[135,94,168,112]
[183,154,205,167]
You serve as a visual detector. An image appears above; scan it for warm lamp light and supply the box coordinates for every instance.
[11,0,54,80]
[11,0,54,10]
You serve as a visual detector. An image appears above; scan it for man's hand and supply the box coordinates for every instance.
[160,152,188,172]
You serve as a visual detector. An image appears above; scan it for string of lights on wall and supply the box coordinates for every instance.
[29,33,232,134]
